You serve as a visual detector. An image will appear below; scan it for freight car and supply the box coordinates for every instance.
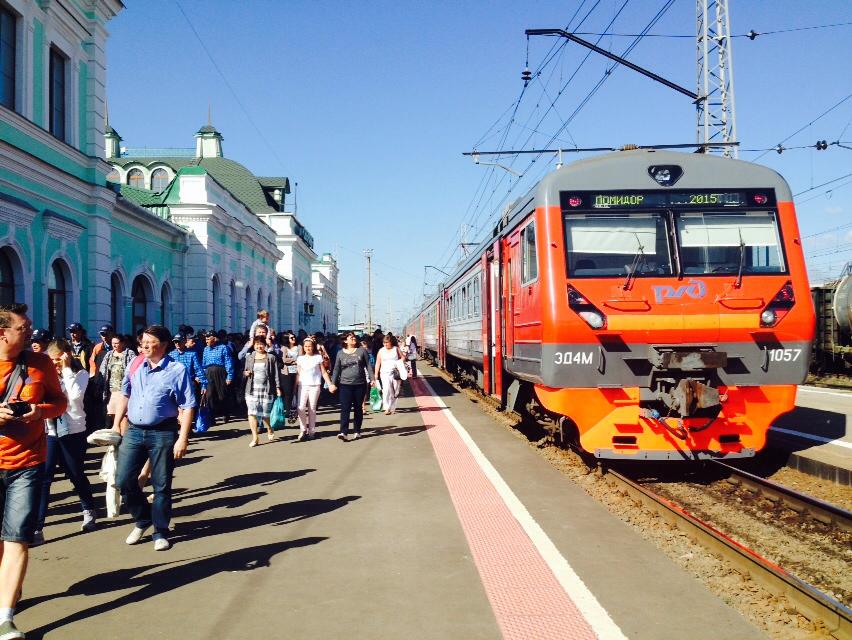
[811,263,852,374]
[407,149,816,461]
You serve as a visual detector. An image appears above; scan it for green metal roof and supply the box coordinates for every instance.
[119,184,164,207]
[111,156,285,214]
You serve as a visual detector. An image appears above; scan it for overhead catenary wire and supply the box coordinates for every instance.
[468,0,674,246]
[437,1,606,272]
[565,20,852,39]
[752,92,852,162]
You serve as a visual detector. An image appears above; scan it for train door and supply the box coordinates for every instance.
[504,234,521,361]
[438,288,448,367]
[488,242,503,398]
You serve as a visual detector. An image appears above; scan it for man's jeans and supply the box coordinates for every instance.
[0,465,42,543]
[115,426,176,535]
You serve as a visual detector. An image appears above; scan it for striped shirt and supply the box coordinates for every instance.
[202,344,234,381]
[168,348,208,390]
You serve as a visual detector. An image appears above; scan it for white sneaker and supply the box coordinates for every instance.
[125,526,150,545]
[351,433,360,440]
[81,509,97,532]
[153,537,171,551]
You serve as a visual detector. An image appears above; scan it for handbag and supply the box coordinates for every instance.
[270,396,286,431]
[391,366,401,381]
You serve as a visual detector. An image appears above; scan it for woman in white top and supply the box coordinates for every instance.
[35,339,97,545]
[374,333,404,414]
[295,337,335,441]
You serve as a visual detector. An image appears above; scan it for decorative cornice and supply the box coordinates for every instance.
[42,210,85,242]
[0,193,38,227]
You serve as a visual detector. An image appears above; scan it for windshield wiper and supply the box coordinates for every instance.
[623,233,647,290]
[734,228,746,288]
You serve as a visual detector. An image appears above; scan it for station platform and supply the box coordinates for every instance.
[20,368,767,639]
[770,385,852,485]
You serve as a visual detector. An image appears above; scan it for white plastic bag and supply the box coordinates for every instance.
[395,360,409,381]
[98,445,122,518]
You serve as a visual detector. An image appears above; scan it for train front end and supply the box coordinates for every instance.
[534,151,815,460]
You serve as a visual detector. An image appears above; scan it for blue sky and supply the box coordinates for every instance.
[106,1,852,330]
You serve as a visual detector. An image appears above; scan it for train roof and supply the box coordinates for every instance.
[406,150,794,323]
[536,149,793,204]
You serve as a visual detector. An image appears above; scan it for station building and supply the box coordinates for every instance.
[0,0,338,337]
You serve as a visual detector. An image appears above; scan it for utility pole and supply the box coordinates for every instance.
[696,0,737,158]
[364,249,373,333]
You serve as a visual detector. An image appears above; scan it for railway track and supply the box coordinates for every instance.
[604,468,852,640]
[711,461,852,534]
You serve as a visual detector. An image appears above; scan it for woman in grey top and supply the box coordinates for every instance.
[330,332,374,441]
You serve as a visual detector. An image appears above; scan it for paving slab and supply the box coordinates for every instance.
[19,370,768,639]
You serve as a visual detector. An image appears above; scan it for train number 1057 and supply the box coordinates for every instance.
[554,351,593,365]
[768,348,802,362]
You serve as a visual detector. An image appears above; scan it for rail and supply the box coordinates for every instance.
[604,469,852,640]
[711,461,852,534]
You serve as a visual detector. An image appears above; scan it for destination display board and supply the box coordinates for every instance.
[560,189,776,211]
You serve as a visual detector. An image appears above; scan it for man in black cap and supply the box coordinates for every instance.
[67,323,92,370]
[30,329,52,354]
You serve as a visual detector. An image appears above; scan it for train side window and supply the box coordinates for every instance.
[521,222,538,284]
[474,276,480,316]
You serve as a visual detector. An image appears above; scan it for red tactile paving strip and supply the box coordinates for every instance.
[411,377,599,640]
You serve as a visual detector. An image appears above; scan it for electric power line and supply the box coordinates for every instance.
[794,172,852,197]
[752,92,852,162]
[566,21,852,39]
[174,1,289,173]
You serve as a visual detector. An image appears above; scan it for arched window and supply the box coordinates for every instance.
[131,276,148,334]
[212,276,221,329]
[160,282,171,327]
[127,168,144,189]
[47,260,69,337]
[151,168,169,192]
[110,272,123,330]
[257,289,263,315]
[0,250,15,305]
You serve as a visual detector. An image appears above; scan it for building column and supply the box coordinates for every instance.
[86,215,111,331]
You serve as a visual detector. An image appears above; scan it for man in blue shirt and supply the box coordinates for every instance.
[202,331,233,424]
[112,325,196,551]
[169,334,207,392]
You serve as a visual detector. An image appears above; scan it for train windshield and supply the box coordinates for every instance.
[676,211,785,275]
[564,214,673,277]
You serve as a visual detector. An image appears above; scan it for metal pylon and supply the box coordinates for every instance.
[696,0,738,158]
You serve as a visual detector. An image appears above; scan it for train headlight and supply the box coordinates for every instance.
[567,285,607,329]
[579,311,605,329]
[760,281,795,327]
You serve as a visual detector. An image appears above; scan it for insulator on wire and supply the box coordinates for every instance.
[521,67,532,86]
[815,140,828,150]
[775,144,784,154]
[747,30,759,40]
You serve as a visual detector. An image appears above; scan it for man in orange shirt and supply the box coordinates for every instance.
[0,303,66,640]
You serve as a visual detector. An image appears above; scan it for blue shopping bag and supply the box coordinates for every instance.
[270,396,286,431]
[194,404,211,433]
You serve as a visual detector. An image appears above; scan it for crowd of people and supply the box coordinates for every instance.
[0,304,419,639]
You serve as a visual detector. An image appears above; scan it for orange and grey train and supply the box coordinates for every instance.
[407,149,815,461]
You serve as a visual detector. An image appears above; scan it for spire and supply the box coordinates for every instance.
[104,99,122,159]
[195,106,223,158]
